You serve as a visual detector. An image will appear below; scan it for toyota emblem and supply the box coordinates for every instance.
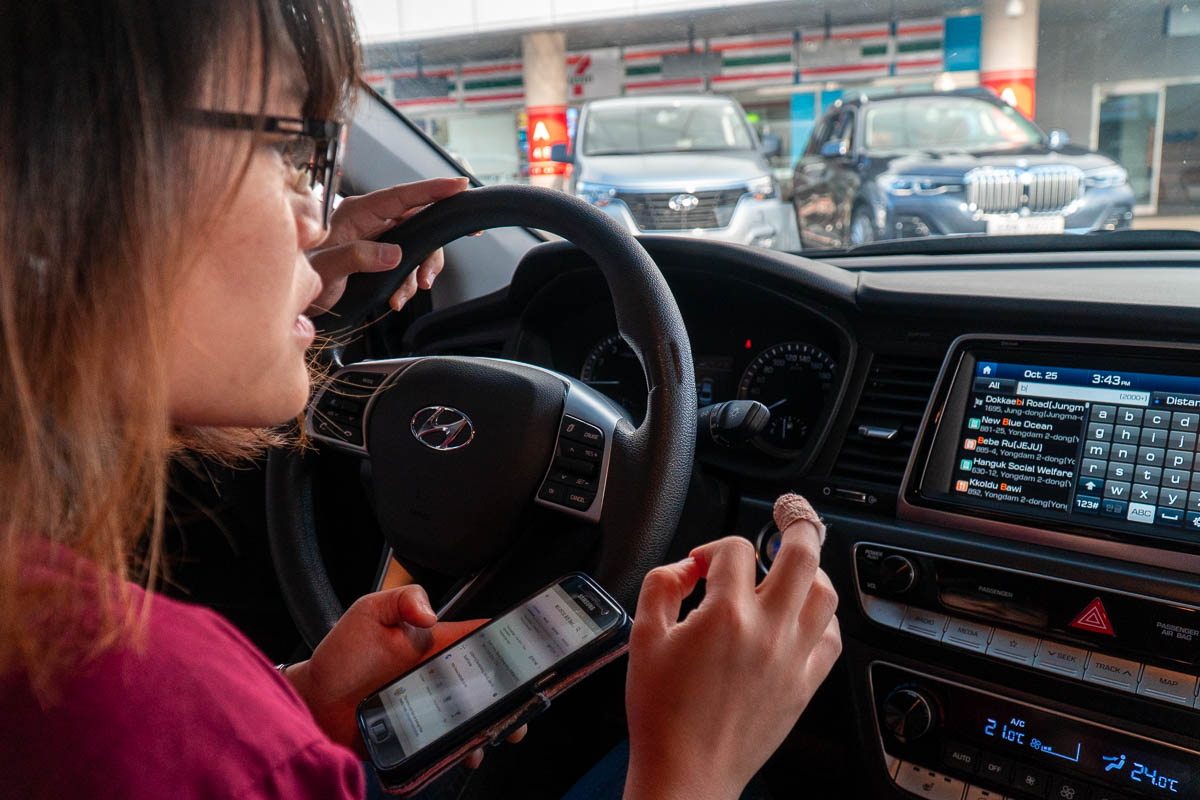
[410,406,476,451]
[667,193,700,212]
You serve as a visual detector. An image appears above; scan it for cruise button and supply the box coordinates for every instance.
[985,629,1041,666]
[1137,665,1198,706]
[1032,641,1089,679]
[1083,653,1142,693]
[942,617,993,653]
[900,607,949,640]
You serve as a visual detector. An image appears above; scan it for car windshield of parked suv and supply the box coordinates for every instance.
[356,0,1197,252]
[581,102,756,156]
[863,97,1043,153]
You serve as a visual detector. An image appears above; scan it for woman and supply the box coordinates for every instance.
[0,1,841,798]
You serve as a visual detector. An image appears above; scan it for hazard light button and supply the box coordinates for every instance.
[1070,597,1116,637]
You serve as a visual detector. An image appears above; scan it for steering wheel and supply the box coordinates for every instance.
[265,185,696,649]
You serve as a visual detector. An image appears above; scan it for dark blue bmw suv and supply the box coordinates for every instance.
[791,90,1136,249]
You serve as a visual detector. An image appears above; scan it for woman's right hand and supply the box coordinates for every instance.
[622,517,841,800]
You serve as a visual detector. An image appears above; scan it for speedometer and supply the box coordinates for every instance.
[737,342,836,456]
[580,333,647,422]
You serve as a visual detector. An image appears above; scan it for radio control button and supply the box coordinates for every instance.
[1137,665,1198,705]
[861,594,907,629]
[900,607,950,640]
[1082,652,1142,693]
[1033,641,1089,679]
[976,752,1012,785]
[985,629,1041,666]
[895,762,967,800]
[942,618,994,653]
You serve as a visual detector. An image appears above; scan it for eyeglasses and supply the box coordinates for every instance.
[187,110,347,228]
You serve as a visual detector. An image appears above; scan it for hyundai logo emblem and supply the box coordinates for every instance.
[667,193,699,212]
[410,406,475,451]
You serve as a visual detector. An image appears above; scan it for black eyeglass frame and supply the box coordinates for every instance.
[187,109,346,228]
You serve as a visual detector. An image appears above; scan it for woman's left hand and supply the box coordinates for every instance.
[284,584,526,762]
[306,176,470,315]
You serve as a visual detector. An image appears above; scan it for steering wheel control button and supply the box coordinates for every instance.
[539,482,566,503]
[985,629,1041,666]
[1032,641,1089,679]
[560,416,604,446]
[899,607,949,640]
[554,455,596,477]
[941,618,993,653]
[551,469,597,492]
[559,440,602,463]
[1137,665,1198,705]
[895,762,965,800]
[861,594,907,629]
[1082,652,1142,693]
[341,370,385,388]
[562,488,596,511]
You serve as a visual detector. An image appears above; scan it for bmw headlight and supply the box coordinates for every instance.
[746,175,779,200]
[879,175,962,196]
[1084,165,1128,189]
[577,182,619,207]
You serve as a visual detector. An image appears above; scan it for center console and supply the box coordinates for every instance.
[841,335,1200,800]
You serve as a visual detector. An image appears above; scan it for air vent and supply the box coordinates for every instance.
[832,355,942,490]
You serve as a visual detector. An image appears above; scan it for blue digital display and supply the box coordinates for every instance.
[972,705,1195,797]
[976,361,1200,402]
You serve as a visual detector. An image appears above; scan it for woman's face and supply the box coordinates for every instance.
[165,61,327,427]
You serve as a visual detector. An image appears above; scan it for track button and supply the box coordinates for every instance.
[1083,653,1142,693]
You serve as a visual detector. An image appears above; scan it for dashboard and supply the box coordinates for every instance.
[400,236,1200,800]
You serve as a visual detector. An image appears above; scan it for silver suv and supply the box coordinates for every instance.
[552,95,800,251]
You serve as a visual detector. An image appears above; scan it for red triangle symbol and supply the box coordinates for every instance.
[1070,597,1116,636]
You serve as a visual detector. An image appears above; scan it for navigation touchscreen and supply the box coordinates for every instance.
[917,350,1200,544]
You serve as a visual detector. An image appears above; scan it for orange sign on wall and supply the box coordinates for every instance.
[526,104,569,177]
[981,68,1037,119]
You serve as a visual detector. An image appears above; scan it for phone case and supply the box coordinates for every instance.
[378,637,631,797]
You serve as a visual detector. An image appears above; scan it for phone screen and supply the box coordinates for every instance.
[370,580,618,761]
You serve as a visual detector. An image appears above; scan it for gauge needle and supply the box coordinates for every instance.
[768,398,789,410]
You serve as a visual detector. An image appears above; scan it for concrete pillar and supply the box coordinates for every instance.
[522,31,568,190]
[980,0,1040,117]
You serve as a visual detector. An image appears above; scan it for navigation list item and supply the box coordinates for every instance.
[956,373,1087,516]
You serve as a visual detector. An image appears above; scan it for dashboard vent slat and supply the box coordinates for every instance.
[832,355,942,491]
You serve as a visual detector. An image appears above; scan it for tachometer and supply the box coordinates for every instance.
[580,333,647,422]
[737,342,836,456]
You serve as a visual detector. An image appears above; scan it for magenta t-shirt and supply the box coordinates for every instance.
[0,580,365,799]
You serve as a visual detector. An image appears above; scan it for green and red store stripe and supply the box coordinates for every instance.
[460,60,524,107]
[622,41,704,94]
[893,17,945,73]
[708,31,796,89]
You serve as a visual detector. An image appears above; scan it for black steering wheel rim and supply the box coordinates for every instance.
[266,185,695,649]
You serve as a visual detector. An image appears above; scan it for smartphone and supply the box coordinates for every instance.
[357,572,630,795]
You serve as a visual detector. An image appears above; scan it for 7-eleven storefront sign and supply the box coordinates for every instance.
[527,105,569,177]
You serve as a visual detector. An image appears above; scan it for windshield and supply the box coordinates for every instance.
[581,102,756,156]
[863,97,1043,153]
[358,0,1198,253]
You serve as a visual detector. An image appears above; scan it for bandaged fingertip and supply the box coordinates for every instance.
[773,492,826,546]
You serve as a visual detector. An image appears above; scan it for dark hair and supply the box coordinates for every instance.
[0,0,359,698]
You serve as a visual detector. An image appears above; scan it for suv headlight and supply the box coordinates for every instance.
[746,175,779,200]
[1084,165,1128,189]
[577,182,619,207]
[879,175,962,196]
